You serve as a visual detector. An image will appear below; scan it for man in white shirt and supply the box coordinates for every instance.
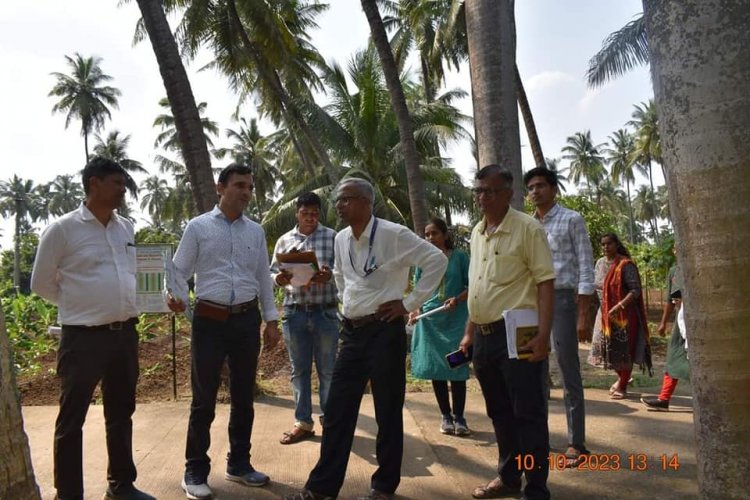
[31,157,154,500]
[285,178,448,500]
[166,163,280,500]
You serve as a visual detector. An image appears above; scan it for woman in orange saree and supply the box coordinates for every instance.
[590,233,652,399]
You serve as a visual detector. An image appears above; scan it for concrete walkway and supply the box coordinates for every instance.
[23,388,697,499]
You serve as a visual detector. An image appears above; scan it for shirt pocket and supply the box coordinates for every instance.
[488,255,526,286]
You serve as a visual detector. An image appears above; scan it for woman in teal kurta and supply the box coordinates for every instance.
[409,218,471,435]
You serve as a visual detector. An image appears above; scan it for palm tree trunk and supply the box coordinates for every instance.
[84,133,89,163]
[645,1,750,497]
[516,64,545,168]
[0,307,41,500]
[13,199,21,292]
[361,0,428,235]
[135,0,216,214]
[646,159,660,241]
[465,0,523,208]
[625,178,635,243]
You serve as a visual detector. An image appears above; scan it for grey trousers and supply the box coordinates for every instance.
[552,289,586,448]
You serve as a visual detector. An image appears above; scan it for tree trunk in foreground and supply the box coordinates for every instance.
[644,1,750,497]
[465,0,523,209]
[0,307,40,500]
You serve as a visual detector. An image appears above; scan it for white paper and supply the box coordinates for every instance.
[502,309,539,359]
[414,304,449,321]
[280,263,317,287]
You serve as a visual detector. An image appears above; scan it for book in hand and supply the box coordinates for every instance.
[516,325,540,360]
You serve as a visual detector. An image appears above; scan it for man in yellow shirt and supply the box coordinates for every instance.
[460,165,555,500]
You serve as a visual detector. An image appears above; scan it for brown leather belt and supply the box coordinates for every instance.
[474,318,505,336]
[195,298,258,322]
[63,318,138,331]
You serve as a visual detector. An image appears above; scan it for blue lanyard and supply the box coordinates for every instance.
[349,218,379,277]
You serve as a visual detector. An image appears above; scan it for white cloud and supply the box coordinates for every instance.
[525,71,576,93]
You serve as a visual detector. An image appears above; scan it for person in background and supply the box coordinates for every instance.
[408,217,471,436]
[284,178,447,500]
[525,167,594,465]
[588,232,652,399]
[31,157,154,500]
[270,192,339,444]
[461,165,555,500]
[642,251,688,411]
[167,163,280,500]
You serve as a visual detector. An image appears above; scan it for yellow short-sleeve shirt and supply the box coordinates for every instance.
[468,207,556,324]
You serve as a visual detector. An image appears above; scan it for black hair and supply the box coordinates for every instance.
[476,164,513,187]
[427,217,454,249]
[601,232,631,258]
[218,162,253,185]
[82,156,127,195]
[523,167,558,189]
[296,192,322,210]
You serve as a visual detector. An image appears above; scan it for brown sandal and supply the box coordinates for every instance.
[280,427,315,445]
[610,389,627,400]
[564,445,590,467]
[471,478,521,499]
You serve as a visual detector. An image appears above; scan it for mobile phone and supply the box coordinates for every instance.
[445,346,473,368]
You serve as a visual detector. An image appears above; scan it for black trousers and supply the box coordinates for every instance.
[306,318,406,497]
[54,321,139,499]
[184,307,261,483]
[473,322,550,500]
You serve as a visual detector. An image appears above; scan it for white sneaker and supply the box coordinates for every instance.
[181,478,213,499]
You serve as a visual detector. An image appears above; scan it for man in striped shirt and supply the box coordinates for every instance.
[270,192,339,445]
[525,167,595,466]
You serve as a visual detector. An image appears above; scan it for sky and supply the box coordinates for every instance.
[0,0,655,250]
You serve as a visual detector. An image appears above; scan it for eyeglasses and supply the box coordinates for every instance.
[471,187,506,197]
[335,195,362,204]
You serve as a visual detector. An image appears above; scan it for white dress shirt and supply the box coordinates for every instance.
[333,216,448,318]
[31,204,138,325]
[172,206,279,322]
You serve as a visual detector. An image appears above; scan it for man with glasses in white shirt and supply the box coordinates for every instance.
[285,178,448,500]
[31,157,154,500]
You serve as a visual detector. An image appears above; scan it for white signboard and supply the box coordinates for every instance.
[136,245,172,313]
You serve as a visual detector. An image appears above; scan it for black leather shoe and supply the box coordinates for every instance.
[358,489,394,500]
[103,485,156,500]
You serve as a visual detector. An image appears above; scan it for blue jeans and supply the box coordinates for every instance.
[282,306,340,427]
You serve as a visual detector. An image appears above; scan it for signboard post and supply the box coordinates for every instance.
[135,245,178,399]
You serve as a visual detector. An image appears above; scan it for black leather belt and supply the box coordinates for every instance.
[200,298,258,314]
[343,314,380,330]
[287,303,338,312]
[474,318,505,336]
[63,318,138,331]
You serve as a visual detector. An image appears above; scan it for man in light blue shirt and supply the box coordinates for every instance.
[525,167,595,466]
[167,163,280,499]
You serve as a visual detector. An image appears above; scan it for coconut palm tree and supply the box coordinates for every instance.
[93,131,149,176]
[605,129,639,243]
[0,176,38,290]
[49,53,121,162]
[628,100,662,241]
[133,0,217,214]
[48,174,84,217]
[632,184,658,241]
[561,131,607,205]
[139,175,170,226]
[153,98,219,152]
[586,14,647,88]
